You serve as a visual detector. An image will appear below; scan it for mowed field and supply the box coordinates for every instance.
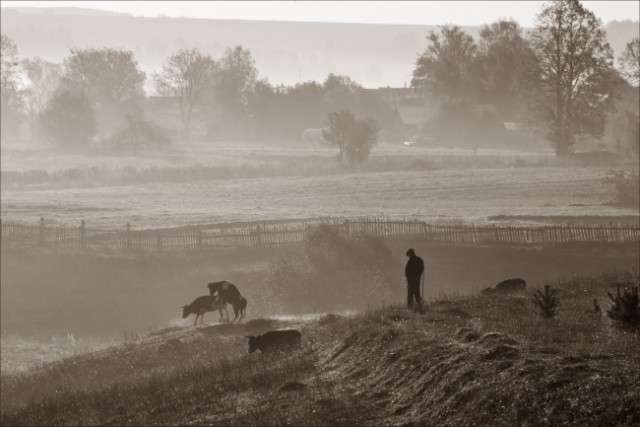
[1,140,637,228]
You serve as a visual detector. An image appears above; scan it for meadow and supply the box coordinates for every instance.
[1,139,638,229]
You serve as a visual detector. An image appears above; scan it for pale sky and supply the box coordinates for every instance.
[1,1,638,26]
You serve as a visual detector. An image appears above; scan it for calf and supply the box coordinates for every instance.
[246,329,301,354]
[182,296,227,326]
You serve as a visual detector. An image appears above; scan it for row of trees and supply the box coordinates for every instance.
[1,36,385,159]
[411,0,640,156]
[1,0,638,157]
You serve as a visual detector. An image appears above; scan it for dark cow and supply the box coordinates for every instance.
[495,278,527,292]
[182,295,226,326]
[234,296,247,323]
[207,280,242,322]
[246,329,302,354]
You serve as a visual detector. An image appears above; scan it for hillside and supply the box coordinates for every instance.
[1,269,638,426]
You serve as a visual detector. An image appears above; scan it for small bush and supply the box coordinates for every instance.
[532,285,560,319]
[104,116,171,154]
[268,224,400,312]
[607,284,640,329]
[605,169,640,207]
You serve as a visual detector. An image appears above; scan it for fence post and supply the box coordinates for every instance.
[344,219,350,235]
[126,223,132,249]
[197,230,203,251]
[80,220,86,249]
[256,226,262,247]
[156,230,163,252]
[39,217,45,246]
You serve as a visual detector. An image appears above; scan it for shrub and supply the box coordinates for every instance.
[268,224,399,312]
[605,169,640,207]
[104,116,171,154]
[607,284,639,329]
[322,110,379,165]
[532,285,560,319]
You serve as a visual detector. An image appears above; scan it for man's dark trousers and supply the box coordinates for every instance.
[407,277,421,308]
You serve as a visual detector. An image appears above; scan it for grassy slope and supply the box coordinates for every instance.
[2,270,638,426]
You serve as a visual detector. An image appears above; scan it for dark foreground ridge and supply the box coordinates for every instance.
[1,270,639,426]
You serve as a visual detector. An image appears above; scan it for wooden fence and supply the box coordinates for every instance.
[1,217,639,253]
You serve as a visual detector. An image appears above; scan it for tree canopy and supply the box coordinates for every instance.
[411,25,480,104]
[618,37,640,87]
[527,0,617,156]
[1,35,24,140]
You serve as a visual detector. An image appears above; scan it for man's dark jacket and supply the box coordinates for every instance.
[405,256,424,282]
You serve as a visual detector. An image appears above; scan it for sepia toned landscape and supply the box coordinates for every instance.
[1,1,639,426]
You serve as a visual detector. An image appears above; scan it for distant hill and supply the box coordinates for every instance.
[5,7,130,16]
[1,8,637,89]
[0,7,476,89]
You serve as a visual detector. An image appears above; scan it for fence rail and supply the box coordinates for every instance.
[1,217,639,253]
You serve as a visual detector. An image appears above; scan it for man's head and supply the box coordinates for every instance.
[406,248,415,257]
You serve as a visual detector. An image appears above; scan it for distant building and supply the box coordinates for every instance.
[366,87,438,141]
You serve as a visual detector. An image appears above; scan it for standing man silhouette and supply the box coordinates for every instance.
[405,248,424,310]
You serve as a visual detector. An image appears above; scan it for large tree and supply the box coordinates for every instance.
[618,37,639,87]
[411,25,480,104]
[215,45,258,119]
[61,47,146,136]
[528,0,617,156]
[153,48,216,139]
[21,57,62,138]
[1,35,24,141]
[478,19,534,118]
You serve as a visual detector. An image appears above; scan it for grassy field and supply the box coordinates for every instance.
[2,140,638,228]
[3,165,638,229]
[1,269,638,426]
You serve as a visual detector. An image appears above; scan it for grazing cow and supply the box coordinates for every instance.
[208,280,243,322]
[495,278,527,292]
[246,329,302,354]
[182,296,226,326]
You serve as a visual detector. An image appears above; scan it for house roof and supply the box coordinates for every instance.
[395,105,435,126]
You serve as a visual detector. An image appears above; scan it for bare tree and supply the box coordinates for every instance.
[153,48,216,140]
[527,0,617,156]
[618,37,640,87]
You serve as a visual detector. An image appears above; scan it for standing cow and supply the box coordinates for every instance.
[207,280,246,322]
